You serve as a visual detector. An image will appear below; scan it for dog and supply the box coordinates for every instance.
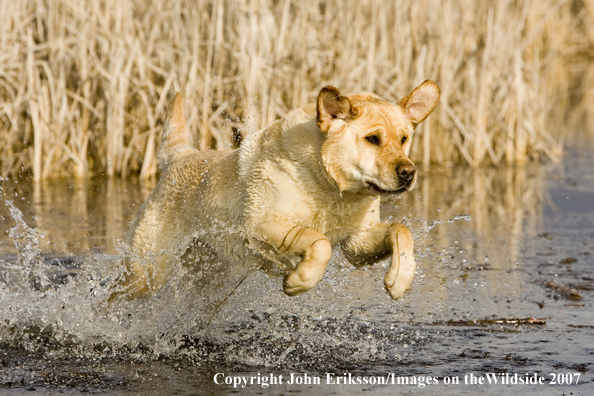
[114,81,440,300]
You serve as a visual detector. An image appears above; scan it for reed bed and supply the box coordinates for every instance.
[0,0,592,180]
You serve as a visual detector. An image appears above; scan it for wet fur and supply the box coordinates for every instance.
[115,81,440,299]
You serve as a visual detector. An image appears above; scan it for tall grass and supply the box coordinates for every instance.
[0,0,592,181]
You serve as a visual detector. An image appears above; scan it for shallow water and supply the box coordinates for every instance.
[0,149,593,395]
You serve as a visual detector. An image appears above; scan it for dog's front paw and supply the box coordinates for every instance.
[283,270,320,296]
[281,238,331,296]
[385,266,414,299]
[384,253,415,299]
[383,224,416,299]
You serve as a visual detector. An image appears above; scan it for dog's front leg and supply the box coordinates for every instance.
[254,220,332,296]
[342,223,415,299]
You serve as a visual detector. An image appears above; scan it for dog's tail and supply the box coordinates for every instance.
[158,93,194,170]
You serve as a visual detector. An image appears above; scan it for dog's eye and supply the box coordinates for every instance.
[365,135,380,145]
[401,136,408,144]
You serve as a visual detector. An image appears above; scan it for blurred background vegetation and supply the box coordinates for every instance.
[1,0,593,181]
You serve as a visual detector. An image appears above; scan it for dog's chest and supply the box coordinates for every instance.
[248,157,380,244]
[295,195,379,243]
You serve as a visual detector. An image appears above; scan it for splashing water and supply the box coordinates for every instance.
[0,197,455,369]
[1,201,122,354]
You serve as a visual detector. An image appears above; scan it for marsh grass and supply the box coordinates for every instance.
[0,0,592,180]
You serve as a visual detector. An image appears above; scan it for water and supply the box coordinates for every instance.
[0,150,593,395]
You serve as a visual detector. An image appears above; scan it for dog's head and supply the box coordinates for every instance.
[316,80,440,196]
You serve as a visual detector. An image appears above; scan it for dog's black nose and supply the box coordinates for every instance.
[397,163,416,182]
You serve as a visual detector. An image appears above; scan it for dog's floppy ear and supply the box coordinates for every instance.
[317,86,355,133]
[399,80,441,127]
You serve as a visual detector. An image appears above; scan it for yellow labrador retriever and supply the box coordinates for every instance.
[116,81,440,300]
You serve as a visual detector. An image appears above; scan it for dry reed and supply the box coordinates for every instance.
[0,0,592,180]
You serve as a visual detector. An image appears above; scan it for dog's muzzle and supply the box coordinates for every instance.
[364,162,416,194]
[396,162,416,188]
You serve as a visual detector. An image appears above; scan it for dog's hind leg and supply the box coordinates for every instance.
[341,223,415,299]
[253,220,332,296]
[111,210,188,300]
[117,253,173,299]
[109,93,195,301]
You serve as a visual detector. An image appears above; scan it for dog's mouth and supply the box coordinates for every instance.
[366,181,407,195]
